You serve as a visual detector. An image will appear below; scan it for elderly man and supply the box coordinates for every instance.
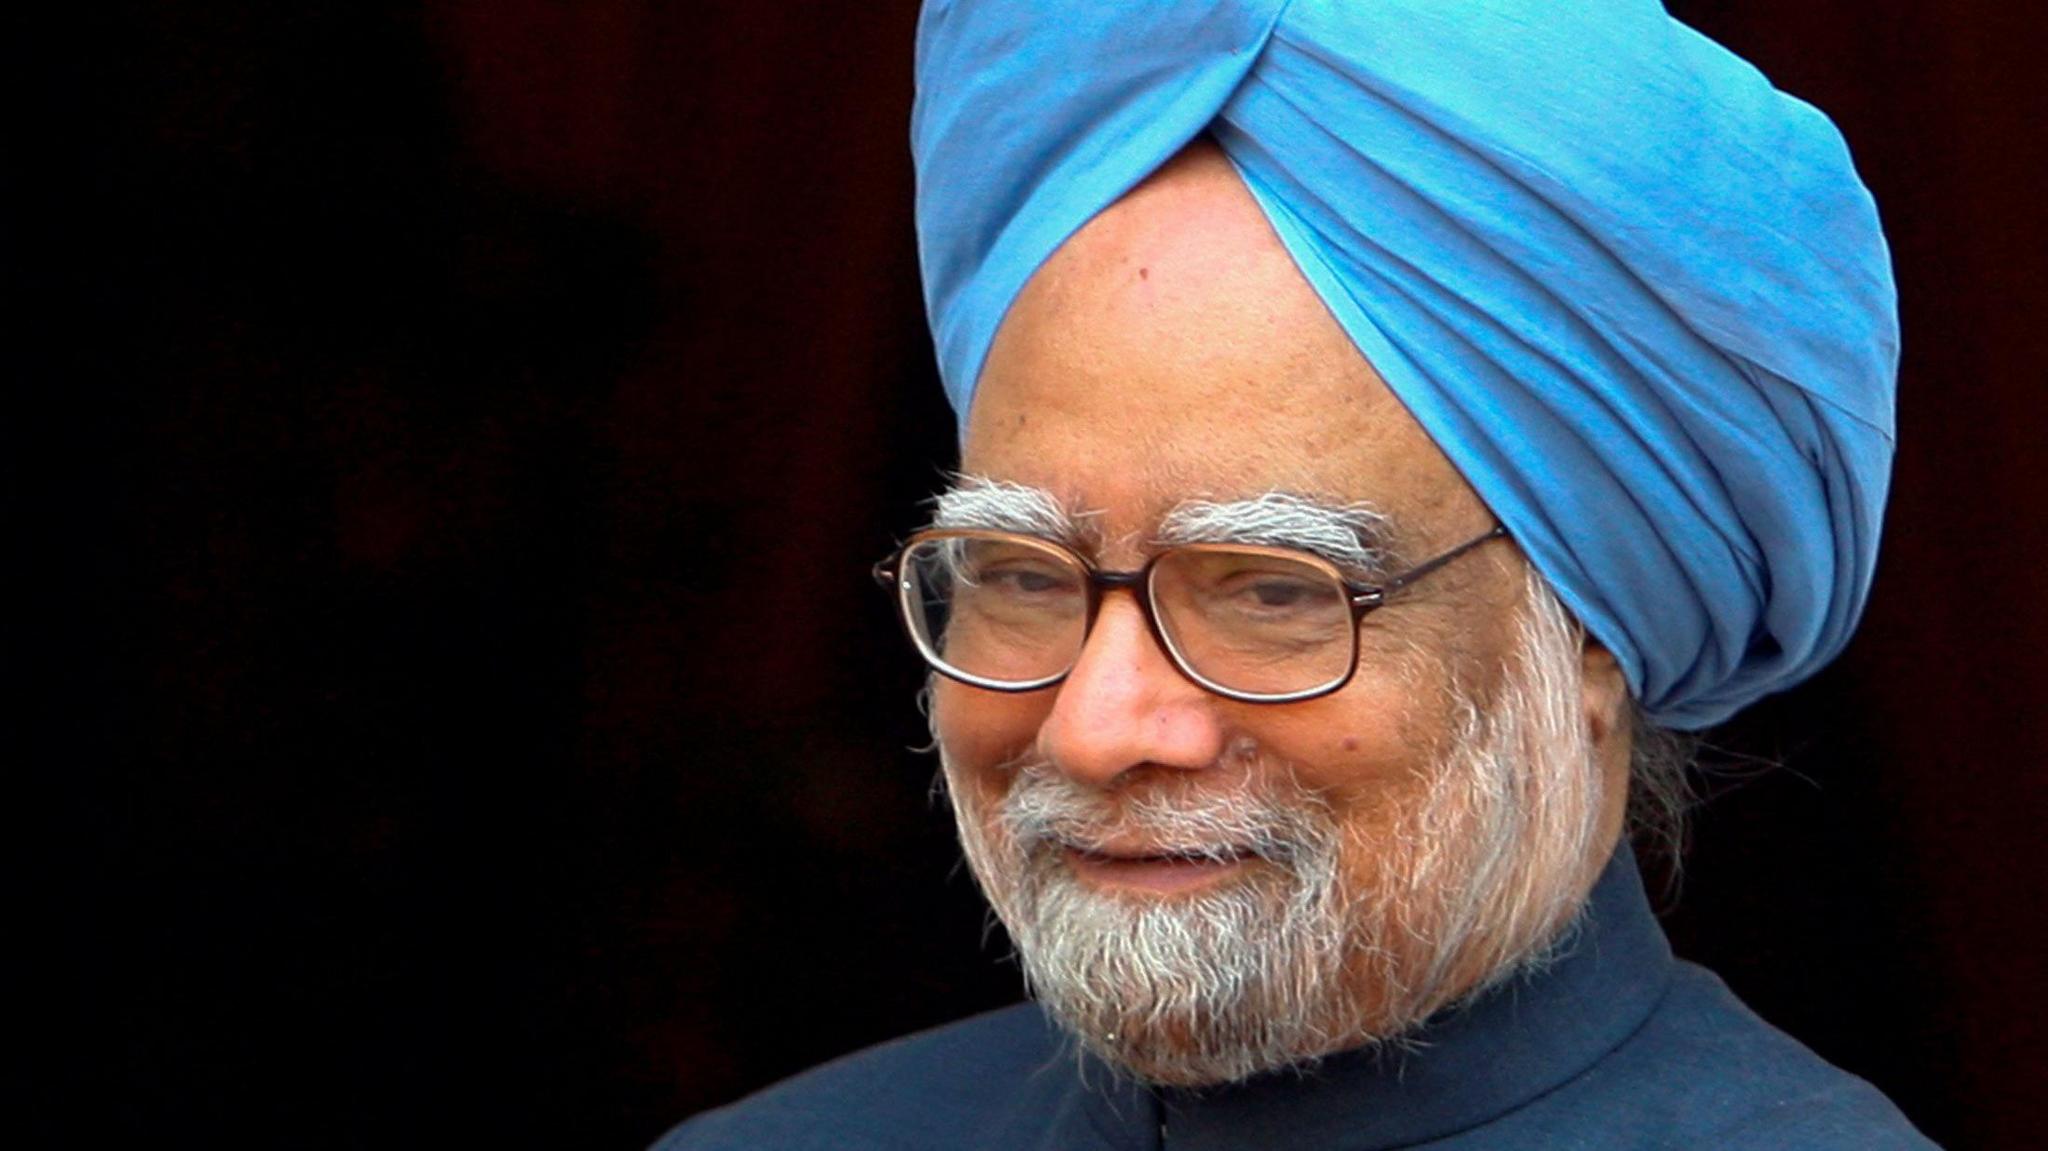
[663,2,1934,1147]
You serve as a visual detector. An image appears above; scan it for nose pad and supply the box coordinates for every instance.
[1037,590,1227,788]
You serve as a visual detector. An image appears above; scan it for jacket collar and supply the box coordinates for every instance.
[1073,847,1675,1150]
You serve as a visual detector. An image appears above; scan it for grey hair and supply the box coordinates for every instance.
[930,476,1086,541]
[926,474,1700,875]
[1154,492,1393,578]
[1623,707,1698,883]
[1517,573,1698,880]
[933,557,1612,1085]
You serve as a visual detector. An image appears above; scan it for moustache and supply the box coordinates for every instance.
[992,759,1335,871]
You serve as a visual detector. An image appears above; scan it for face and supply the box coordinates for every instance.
[932,141,1632,1086]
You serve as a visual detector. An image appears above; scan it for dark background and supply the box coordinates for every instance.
[16,2,2045,1148]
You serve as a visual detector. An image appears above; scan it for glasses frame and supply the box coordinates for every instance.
[872,522,1508,704]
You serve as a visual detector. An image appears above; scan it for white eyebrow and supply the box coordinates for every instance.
[1154,493,1394,577]
[929,476,1089,545]
[930,480,1395,576]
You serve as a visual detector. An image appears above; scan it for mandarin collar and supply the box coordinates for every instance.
[1071,847,1674,1150]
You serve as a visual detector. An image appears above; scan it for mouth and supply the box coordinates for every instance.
[1058,842,1260,894]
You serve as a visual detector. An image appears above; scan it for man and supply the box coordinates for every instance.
[663,2,1934,1147]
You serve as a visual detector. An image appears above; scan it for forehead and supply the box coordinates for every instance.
[961,144,1477,540]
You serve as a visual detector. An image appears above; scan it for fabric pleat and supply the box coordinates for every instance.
[912,0,1897,728]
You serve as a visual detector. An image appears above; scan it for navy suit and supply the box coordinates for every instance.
[659,852,1934,1149]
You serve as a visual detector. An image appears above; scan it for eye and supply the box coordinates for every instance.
[954,539,1083,598]
[983,562,1077,595]
[1242,575,1325,609]
[1205,568,1342,616]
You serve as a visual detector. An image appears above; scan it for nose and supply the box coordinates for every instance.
[1037,589,1229,789]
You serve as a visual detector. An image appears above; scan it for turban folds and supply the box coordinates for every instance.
[911,1,1898,729]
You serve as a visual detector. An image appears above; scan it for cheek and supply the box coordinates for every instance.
[1238,686,1433,809]
[1282,640,1453,775]
[933,679,1052,791]
[1262,697,1443,890]
[1244,647,1472,876]
[1340,601,1517,768]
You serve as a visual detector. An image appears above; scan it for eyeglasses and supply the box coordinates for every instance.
[872,523,1507,704]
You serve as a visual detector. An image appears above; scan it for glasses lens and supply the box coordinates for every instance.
[1150,548,1354,697]
[899,534,1088,686]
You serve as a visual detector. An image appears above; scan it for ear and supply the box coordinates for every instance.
[1580,639,1632,768]
[1576,636,1638,875]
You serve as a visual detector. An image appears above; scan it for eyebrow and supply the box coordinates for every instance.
[929,476,1093,546]
[1154,492,1394,578]
[930,478,1394,578]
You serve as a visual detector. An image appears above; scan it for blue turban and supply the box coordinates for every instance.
[911,0,1898,730]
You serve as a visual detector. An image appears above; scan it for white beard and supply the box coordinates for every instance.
[940,570,1607,1087]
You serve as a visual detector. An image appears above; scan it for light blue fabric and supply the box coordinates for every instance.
[911,0,1898,729]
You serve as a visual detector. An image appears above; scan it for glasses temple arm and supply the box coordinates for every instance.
[1360,523,1510,603]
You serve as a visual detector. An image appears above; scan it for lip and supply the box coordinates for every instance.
[1059,844,1255,895]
